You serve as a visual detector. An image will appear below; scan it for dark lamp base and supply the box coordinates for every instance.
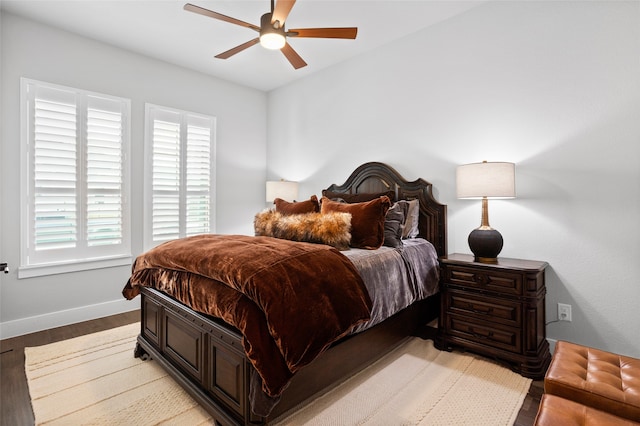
[468,227,504,263]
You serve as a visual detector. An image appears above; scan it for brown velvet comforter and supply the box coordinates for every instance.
[122,234,372,400]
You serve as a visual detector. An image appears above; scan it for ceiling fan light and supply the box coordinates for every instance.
[260,32,286,50]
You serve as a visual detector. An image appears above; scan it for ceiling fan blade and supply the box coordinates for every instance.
[215,38,260,59]
[288,27,358,39]
[281,42,307,69]
[184,3,260,32]
[272,0,296,26]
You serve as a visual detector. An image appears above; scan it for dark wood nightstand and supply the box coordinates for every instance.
[435,253,551,379]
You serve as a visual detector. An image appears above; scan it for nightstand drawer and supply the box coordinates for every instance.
[445,266,523,296]
[448,315,521,353]
[445,289,521,328]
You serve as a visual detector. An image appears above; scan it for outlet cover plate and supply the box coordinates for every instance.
[558,303,572,322]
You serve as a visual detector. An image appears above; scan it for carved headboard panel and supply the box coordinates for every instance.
[324,162,447,257]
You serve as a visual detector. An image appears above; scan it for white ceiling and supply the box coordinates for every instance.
[2,0,485,91]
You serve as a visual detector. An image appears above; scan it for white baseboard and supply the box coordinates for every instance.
[0,298,140,340]
[548,338,557,354]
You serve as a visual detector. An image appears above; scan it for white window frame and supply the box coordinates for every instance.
[144,103,216,250]
[19,78,131,278]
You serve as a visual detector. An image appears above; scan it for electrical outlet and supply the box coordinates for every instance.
[558,303,572,322]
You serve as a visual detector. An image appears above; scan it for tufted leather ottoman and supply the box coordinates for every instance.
[535,394,640,425]
[544,340,640,422]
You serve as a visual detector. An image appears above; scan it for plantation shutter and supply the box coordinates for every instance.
[151,111,181,241]
[146,105,215,247]
[86,96,125,246]
[186,117,212,236]
[32,87,78,251]
[21,79,131,275]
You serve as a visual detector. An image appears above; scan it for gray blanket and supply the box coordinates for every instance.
[343,238,440,333]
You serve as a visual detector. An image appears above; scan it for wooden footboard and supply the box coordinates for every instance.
[137,287,255,425]
[135,286,438,425]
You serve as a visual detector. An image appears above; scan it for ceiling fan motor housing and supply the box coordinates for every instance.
[260,13,286,49]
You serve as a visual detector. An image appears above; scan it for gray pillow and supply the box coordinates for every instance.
[400,199,420,239]
[383,202,405,249]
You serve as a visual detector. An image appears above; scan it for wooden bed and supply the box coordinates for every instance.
[131,162,447,425]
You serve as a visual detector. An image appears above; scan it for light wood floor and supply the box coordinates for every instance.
[1,311,541,425]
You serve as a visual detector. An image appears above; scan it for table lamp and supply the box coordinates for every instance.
[456,161,515,263]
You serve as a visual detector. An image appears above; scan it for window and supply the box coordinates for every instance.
[20,79,131,278]
[144,104,216,248]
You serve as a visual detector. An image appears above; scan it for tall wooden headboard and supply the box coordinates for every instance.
[324,162,447,257]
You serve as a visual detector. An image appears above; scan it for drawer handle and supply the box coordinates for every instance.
[474,274,488,285]
[464,303,493,315]
[470,330,494,339]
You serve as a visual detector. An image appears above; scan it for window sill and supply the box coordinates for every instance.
[18,255,132,279]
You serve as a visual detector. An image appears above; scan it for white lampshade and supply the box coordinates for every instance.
[456,162,516,199]
[266,180,299,202]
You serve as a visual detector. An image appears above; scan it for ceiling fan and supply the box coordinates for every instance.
[184,0,358,69]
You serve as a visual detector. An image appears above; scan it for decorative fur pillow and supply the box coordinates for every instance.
[274,195,320,215]
[254,210,352,250]
[321,196,391,249]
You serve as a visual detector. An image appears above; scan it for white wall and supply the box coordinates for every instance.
[0,13,267,338]
[268,1,640,356]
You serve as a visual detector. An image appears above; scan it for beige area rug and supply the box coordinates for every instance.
[25,323,531,425]
[25,323,212,425]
